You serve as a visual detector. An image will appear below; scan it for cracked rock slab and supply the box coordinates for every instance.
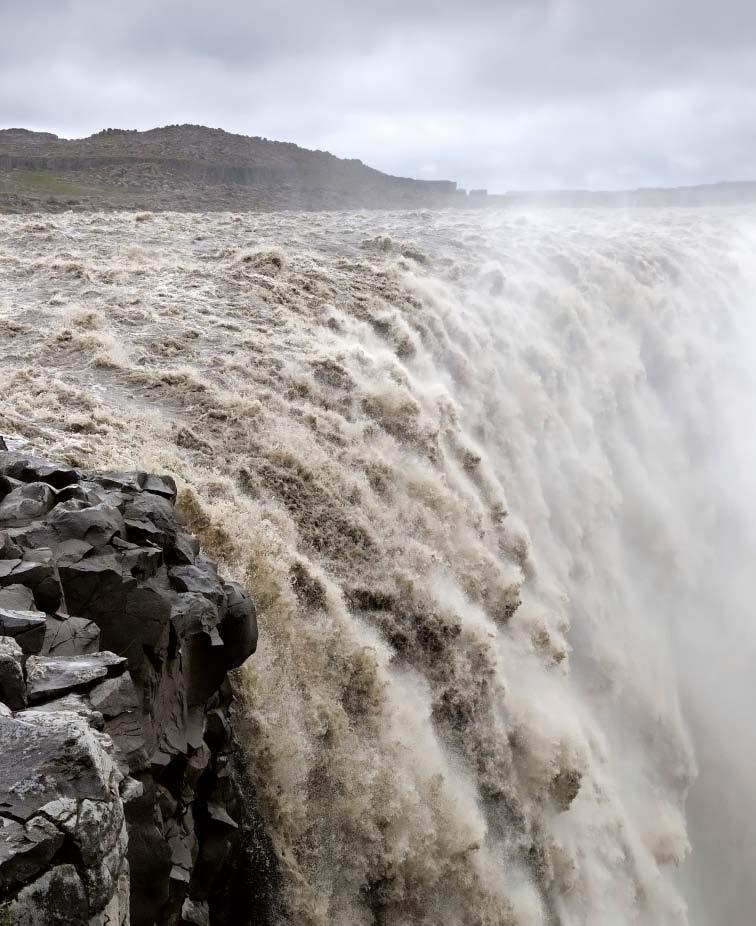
[58,557,172,670]
[0,711,117,820]
[24,693,105,730]
[26,652,127,703]
[42,615,101,658]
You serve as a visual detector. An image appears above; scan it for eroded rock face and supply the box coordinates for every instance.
[0,708,130,925]
[0,444,259,925]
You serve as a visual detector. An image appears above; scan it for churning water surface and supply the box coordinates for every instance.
[1,207,755,926]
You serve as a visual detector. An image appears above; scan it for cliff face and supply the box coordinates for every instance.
[0,124,460,213]
[0,440,263,925]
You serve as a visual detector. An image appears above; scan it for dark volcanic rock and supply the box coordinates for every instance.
[0,558,61,612]
[0,533,22,560]
[58,555,173,673]
[0,709,116,819]
[0,814,64,895]
[0,452,78,490]
[220,581,258,669]
[89,673,140,718]
[0,443,266,925]
[0,585,35,609]
[0,482,56,526]
[26,652,127,703]
[0,637,26,710]
[0,606,47,654]
[169,564,226,609]
[6,864,90,925]
[42,614,101,657]
[47,502,126,548]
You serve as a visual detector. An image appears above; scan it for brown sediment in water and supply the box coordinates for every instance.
[3,206,745,925]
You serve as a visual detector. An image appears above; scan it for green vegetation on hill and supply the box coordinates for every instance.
[0,168,118,198]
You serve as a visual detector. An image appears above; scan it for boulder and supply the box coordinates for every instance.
[123,493,178,543]
[220,580,258,669]
[142,474,178,502]
[0,474,19,501]
[170,564,226,609]
[91,472,148,494]
[0,706,128,921]
[124,517,165,548]
[171,592,220,641]
[46,503,126,549]
[23,693,105,729]
[166,530,200,567]
[0,532,22,559]
[0,482,56,527]
[0,452,79,489]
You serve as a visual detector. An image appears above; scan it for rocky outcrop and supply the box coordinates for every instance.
[0,440,258,925]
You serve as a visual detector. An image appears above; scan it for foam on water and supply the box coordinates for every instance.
[1,207,754,925]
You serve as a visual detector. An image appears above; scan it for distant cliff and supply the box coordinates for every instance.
[3,125,754,214]
[0,124,462,213]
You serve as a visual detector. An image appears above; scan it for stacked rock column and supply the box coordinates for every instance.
[0,442,258,926]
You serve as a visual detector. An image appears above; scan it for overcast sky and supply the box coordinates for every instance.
[2,0,756,192]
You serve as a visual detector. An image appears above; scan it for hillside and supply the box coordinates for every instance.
[0,124,462,213]
[3,125,755,214]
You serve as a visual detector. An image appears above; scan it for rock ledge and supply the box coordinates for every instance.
[0,440,258,925]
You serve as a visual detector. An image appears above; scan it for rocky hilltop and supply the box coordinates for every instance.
[0,125,461,213]
[0,440,270,925]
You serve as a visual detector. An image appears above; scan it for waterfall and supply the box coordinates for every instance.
[1,207,754,924]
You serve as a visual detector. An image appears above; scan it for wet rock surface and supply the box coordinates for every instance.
[0,444,259,925]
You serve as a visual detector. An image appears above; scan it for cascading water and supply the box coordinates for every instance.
[0,207,754,925]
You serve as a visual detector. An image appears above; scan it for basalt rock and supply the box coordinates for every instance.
[0,637,26,711]
[0,443,260,925]
[0,607,46,654]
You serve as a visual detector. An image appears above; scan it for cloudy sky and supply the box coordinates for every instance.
[2,0,755,192]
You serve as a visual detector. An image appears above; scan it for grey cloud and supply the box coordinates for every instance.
[1,0,755,190]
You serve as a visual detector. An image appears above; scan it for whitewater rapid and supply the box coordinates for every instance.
[1,207,754,925]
